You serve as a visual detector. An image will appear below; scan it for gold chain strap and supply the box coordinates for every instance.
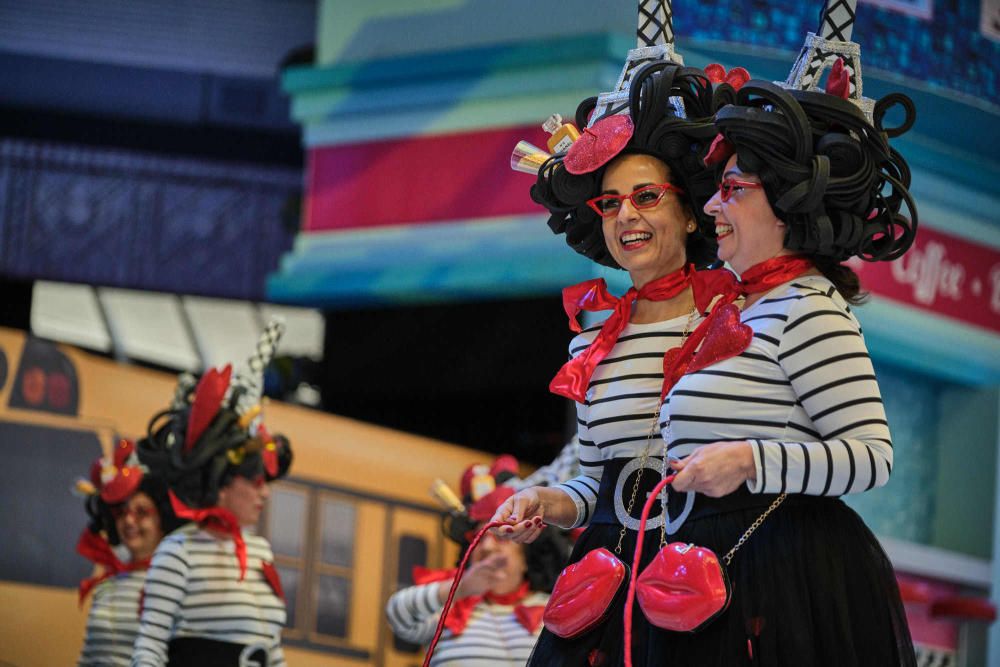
[722,492,787,566]
[613,308,698,555]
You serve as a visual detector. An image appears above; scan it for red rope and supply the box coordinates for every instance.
[623,474,675,667]
[423,520,505,667]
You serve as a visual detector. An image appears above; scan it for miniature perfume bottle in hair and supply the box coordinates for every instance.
[543,114,580,153]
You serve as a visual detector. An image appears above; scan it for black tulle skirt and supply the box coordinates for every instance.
[530,462,916,667]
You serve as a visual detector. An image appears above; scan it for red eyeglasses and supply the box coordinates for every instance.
[110,503,156,521]
[718,178,764,202]
[586,183,686,217]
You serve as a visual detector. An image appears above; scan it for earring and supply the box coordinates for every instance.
[687,223,696,232]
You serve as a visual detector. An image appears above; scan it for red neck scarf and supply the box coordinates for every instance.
[661,255,815,398]
[412,567,542,635]
[551,265,733,402]
[76,529,150,606]
[168,491,248,581]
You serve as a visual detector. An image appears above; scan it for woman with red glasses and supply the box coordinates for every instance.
[131,320,294,667]
[645,72,919,664]
[491,61,736,665]
[76,440,185,667]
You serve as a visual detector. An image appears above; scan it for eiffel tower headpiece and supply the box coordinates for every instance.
[512,0,731,269]
[777,0,875,121]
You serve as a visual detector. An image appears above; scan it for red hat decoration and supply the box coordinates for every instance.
[82,439,144,504]
[704,63,750,91]
[563,115,635,175]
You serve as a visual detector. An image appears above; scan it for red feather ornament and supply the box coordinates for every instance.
[184,364,232,453]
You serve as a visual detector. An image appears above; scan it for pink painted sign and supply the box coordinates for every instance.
[849,226,1000,335]
[305,125,548,232]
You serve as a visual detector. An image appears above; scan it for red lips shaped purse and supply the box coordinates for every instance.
[542,547,628,639]
[636,542,731,632]
[622,475,786,667]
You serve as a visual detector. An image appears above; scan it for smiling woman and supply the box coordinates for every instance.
[76,440,185,667]
[491,61,740,666]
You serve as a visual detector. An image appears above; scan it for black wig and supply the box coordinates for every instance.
[713,81,917,266]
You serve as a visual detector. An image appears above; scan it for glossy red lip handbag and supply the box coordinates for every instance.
[542,546,629,638]
[622,475,786,667]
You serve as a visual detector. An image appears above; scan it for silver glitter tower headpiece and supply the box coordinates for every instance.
[589,0,686,124]
[779,0,875,121]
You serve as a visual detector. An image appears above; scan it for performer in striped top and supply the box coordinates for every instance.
[133,319,293,667]
[491,59,739,663]
[76,440,184,667]
[385,456,569,667]
[644,70,919,663]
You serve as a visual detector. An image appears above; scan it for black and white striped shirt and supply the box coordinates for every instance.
[664,275,892,497]
[553,311,701,527]
[78,571,146,666]
[385,583,548,667]
[131,524,286,667]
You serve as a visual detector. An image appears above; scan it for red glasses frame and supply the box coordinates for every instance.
[718,178,763,202]
[586,183,686,217]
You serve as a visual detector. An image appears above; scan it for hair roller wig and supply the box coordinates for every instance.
[530,63,727,270]
[714,81,918,263]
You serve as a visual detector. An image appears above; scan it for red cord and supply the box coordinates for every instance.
[423,520,505,667]
[623,474,675,667]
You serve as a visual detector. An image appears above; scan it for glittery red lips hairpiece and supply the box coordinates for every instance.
[703,133,735,167]
[825,57,850,100]
[563,115,634,175]
[704,63,751,91]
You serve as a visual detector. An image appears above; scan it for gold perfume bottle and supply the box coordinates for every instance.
[543,113,580,154]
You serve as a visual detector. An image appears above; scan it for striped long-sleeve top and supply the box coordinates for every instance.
[131,523,286,667]
[552,310,700,527]
[385,582,548,667]
[664,275,892,497]
[78,571,146,666]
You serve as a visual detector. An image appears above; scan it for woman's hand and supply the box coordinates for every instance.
[488,486,578,543]
[669,441,756,497]
[438,554,511,602]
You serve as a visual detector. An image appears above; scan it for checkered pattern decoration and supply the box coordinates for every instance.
[231,316,285,416]
[817,0,856,41]
[779,0,875,121]
[589,0,684,125]
[638,0,673,47]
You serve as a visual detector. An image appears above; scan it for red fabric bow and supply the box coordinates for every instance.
[551,265,732,403]
[412,567,539,635]
[825,57,850,100]
[168,491,248,581]
[76,529,150,606]
[704,63,751,91]
[661,255,815,399]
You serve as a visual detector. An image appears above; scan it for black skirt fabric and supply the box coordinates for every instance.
[530,466,916,667]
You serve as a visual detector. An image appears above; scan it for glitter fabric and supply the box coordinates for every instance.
[687,303,753,374]
[563,115,635,175]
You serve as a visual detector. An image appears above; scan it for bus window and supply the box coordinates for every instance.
[393,534,429,653]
